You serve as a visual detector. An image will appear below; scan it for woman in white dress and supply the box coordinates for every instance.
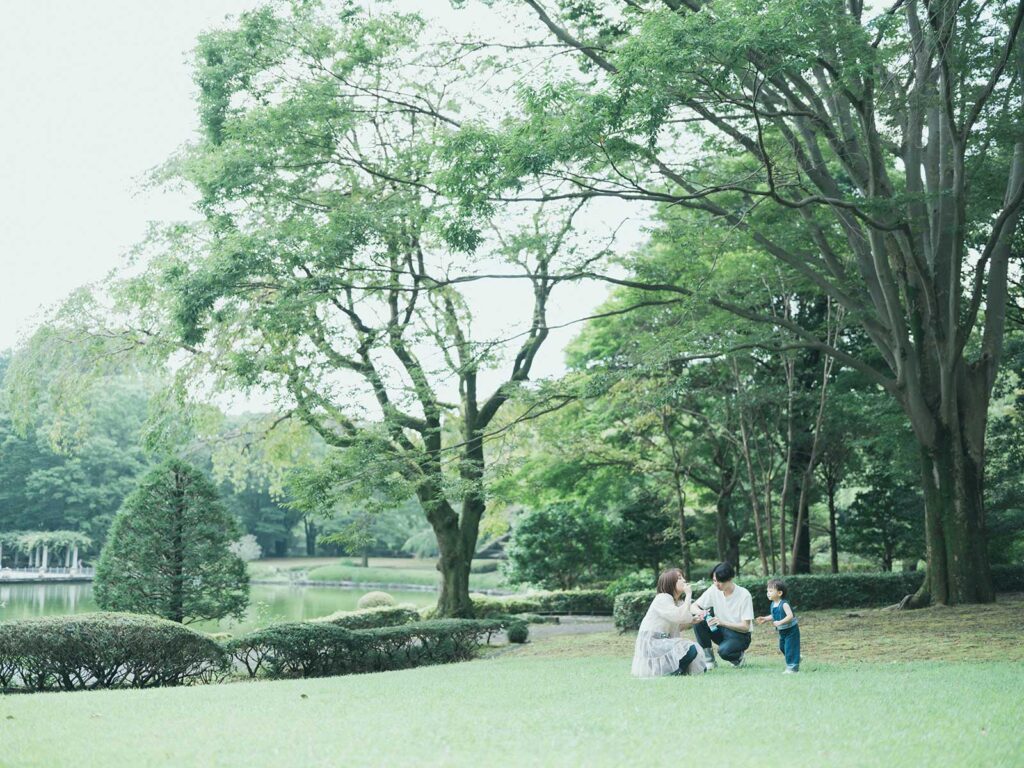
[632,568,707,677]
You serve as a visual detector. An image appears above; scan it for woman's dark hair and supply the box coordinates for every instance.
[656,568,684,596]
[767,578,787,597]
[709,561,735,582]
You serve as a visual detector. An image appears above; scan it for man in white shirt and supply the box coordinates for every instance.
[691,562,754,668]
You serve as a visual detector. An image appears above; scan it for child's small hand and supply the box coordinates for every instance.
[756,615,769,625]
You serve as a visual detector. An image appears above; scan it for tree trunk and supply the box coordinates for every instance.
[420,428,485,618]
[790,490,812,574]
[303,518,317,556]
[433,515,473,617]
[714,472,740,570]
[827,481,839,574]
[169,469,186,623]
[662,410,692,578]
[909,427,994,605]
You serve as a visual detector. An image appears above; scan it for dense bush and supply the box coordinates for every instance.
[0,613,228,692]
[605,572,659,598]
[94,460,249,624]
[612,566,1024,630]
[357,591,396,609]
[504,503,614,589]
[506,621,530,644]
[991,563,1024,591]
[226,618,510,680]
[314,604,420,630]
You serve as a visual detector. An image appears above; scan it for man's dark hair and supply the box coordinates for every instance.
[767,578,787,597]
[709,562,735,582]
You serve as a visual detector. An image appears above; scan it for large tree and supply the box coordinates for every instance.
[452,0,1024,605]
[117,5,596,616]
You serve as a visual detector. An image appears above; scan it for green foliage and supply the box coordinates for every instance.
[356,591,396,610]
[504,503,614,589]
[611,494,679,579]
[0,351,155,548]
[506,621,530,644]
[94,459,249,624]
[604,571,658,598]
[314,604,420,631]
[465,590,613,617]
[839,473,925,571]
[0,612,228,691]
[226,618,506,680]
[530,590,614,615]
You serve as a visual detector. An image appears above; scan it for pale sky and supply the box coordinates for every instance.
[0,1,637,400]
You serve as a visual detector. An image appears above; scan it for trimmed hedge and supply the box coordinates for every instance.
[613,565,1024,631]
[0,612,228,692]
[313,604,421,630]
[225,618,513,680]
[464,590,613,618]
[532,590,613,615]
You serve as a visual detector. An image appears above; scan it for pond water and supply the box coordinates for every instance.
[0,582,437,635]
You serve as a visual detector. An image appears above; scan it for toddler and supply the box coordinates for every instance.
[756,578,800,673]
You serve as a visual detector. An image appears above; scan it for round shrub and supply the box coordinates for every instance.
[357,591,396,609]
[0,612,228,692]
[506,621,529,644]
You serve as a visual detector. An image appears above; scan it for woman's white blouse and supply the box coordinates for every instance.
[638,593,695,635]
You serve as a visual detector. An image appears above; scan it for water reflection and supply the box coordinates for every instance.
[0,582,436,635]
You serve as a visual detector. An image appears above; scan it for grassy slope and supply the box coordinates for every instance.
[249,557,506,591]
[1,597,1022,768]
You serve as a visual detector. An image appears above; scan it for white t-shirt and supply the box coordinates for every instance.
[695,584,754,632]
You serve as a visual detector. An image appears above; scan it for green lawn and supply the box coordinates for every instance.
[249,557,507,591]
[1,597,1022,767]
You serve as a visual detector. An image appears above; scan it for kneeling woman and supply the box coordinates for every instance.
[632,568,707,677]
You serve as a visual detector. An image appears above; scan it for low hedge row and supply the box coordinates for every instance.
[613,564,1024,631]
[312,604,421,630]
[0,613,227,692]
[467,590,613,618]
[226,618,522,680]
[0,610,530,692]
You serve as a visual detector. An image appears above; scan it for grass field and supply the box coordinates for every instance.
[1,596,1021,767]
[248,557,507,591]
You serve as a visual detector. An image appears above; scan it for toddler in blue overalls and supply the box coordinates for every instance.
[756,578,801,673]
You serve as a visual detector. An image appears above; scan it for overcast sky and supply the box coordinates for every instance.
[0,1,633,401]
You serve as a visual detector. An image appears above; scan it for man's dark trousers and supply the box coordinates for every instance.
[693,620,751,665]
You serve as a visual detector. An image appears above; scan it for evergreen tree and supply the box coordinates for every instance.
[94,459,249,624]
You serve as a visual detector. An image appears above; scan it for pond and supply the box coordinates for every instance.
[0,582,438,635]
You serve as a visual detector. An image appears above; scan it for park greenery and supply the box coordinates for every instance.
[1,595,1022,767]
[93,460,249,624]
[0,0,1022,624]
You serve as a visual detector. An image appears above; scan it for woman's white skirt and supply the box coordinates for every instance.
[632,631,707,678]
